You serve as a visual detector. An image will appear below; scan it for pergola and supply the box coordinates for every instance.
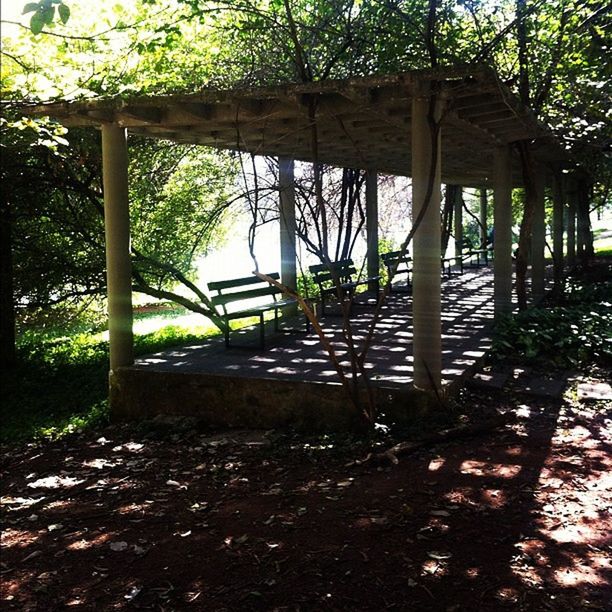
[24,65,578,411]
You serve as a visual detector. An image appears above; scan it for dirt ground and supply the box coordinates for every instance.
[1,380,610,611]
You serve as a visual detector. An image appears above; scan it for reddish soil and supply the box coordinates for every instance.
[1,385,610,611]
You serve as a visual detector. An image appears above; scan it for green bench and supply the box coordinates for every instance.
[309,258,380,316]
[380,250,412,292]
[459,238,489,268]
[208,273,308,349]
[381,250,462,284]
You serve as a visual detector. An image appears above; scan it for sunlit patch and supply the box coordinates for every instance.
[495,587,520,603]
[428,457,446,471]
[516,539,550,566]
[480,488,507,508]
[83,458,117,470]
[459,460,522,478]
[27,475,85,489]
[66,532,111,551]
[111,442,144,453]
[465,567,479,579]
[421,558,448,577]
[516,404,531,418]
[0,496,39,508]
[544,520,601,544]
[1,528,40,549]
[116,502,150,515]
[554,550,610,586]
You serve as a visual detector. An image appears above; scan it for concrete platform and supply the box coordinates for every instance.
[112,267,496,429]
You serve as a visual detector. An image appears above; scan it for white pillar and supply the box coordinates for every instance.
[412,92,442,391]
[493,146,513,317]
[102,125,133,370]
[365,170,379,292]
[278,157,297,292]
[552,172,564,289]
[531,171,546,303]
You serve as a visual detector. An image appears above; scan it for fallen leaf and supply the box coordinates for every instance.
[427,551,452,560]
[430,510,451,517]
[124,586,142,601]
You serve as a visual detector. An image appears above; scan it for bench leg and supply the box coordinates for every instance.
[224,323,230,348]
[259,313,265,349]
[274,307,280,333]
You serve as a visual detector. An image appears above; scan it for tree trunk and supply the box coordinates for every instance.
[577,177,593,264]
[0,196,16,369]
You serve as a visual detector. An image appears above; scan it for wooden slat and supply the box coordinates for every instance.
[211,285,278,306]
[208,272,279,291]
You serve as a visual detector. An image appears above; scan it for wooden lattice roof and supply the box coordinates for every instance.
[22,66,570,187]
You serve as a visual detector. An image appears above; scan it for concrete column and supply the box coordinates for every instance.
[454,187,463,259]
[531,171,546,303]
[479,188,488,249]
[102,125,133,370]
[552,172,564,289]
[493,146,513,317]
[278,157,297,292]
[567,180,576,266]
[412,92,442,391]
[365,170,379,292]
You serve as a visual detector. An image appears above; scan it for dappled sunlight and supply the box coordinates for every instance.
[131,268,495,391]
[459,459,522,478]
[0,528,41,549]
[427,457,445,471]
[26,475,85,490]
[480,488,507,509]
[66,532,112,551]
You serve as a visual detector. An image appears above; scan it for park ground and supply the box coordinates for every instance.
[1,253,611,611]
[1,374,610,611]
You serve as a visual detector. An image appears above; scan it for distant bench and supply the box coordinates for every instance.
[208,273,308,349]
[309,258,380,316]
[381,250,464,286]
[459,239,490,268]
[380,250,412,292]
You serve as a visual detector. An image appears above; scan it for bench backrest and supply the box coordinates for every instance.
[309,258,356,287]
[380,250,411,271]
[208,273,281,314]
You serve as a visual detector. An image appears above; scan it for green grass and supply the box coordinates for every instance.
[1,323,220,444]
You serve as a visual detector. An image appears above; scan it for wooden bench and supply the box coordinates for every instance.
[208,273,308,349]
[442,254,464,278]
[382,249,462,285]
[380,250,412,292]
[309,258,380,316]
[459,238,489,268]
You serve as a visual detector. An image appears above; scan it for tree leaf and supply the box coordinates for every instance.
[30,12,45,35]
[22,3,40,15]
[40,5,55,25]
[58,3,70,24]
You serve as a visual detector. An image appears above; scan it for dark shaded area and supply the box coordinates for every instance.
[2,383,610,611]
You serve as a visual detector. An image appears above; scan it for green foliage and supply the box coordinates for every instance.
[491,278,612,368]
[23,0,70,35]
[1,322,219,444]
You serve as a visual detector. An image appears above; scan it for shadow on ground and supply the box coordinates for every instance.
[1,387,610,611]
